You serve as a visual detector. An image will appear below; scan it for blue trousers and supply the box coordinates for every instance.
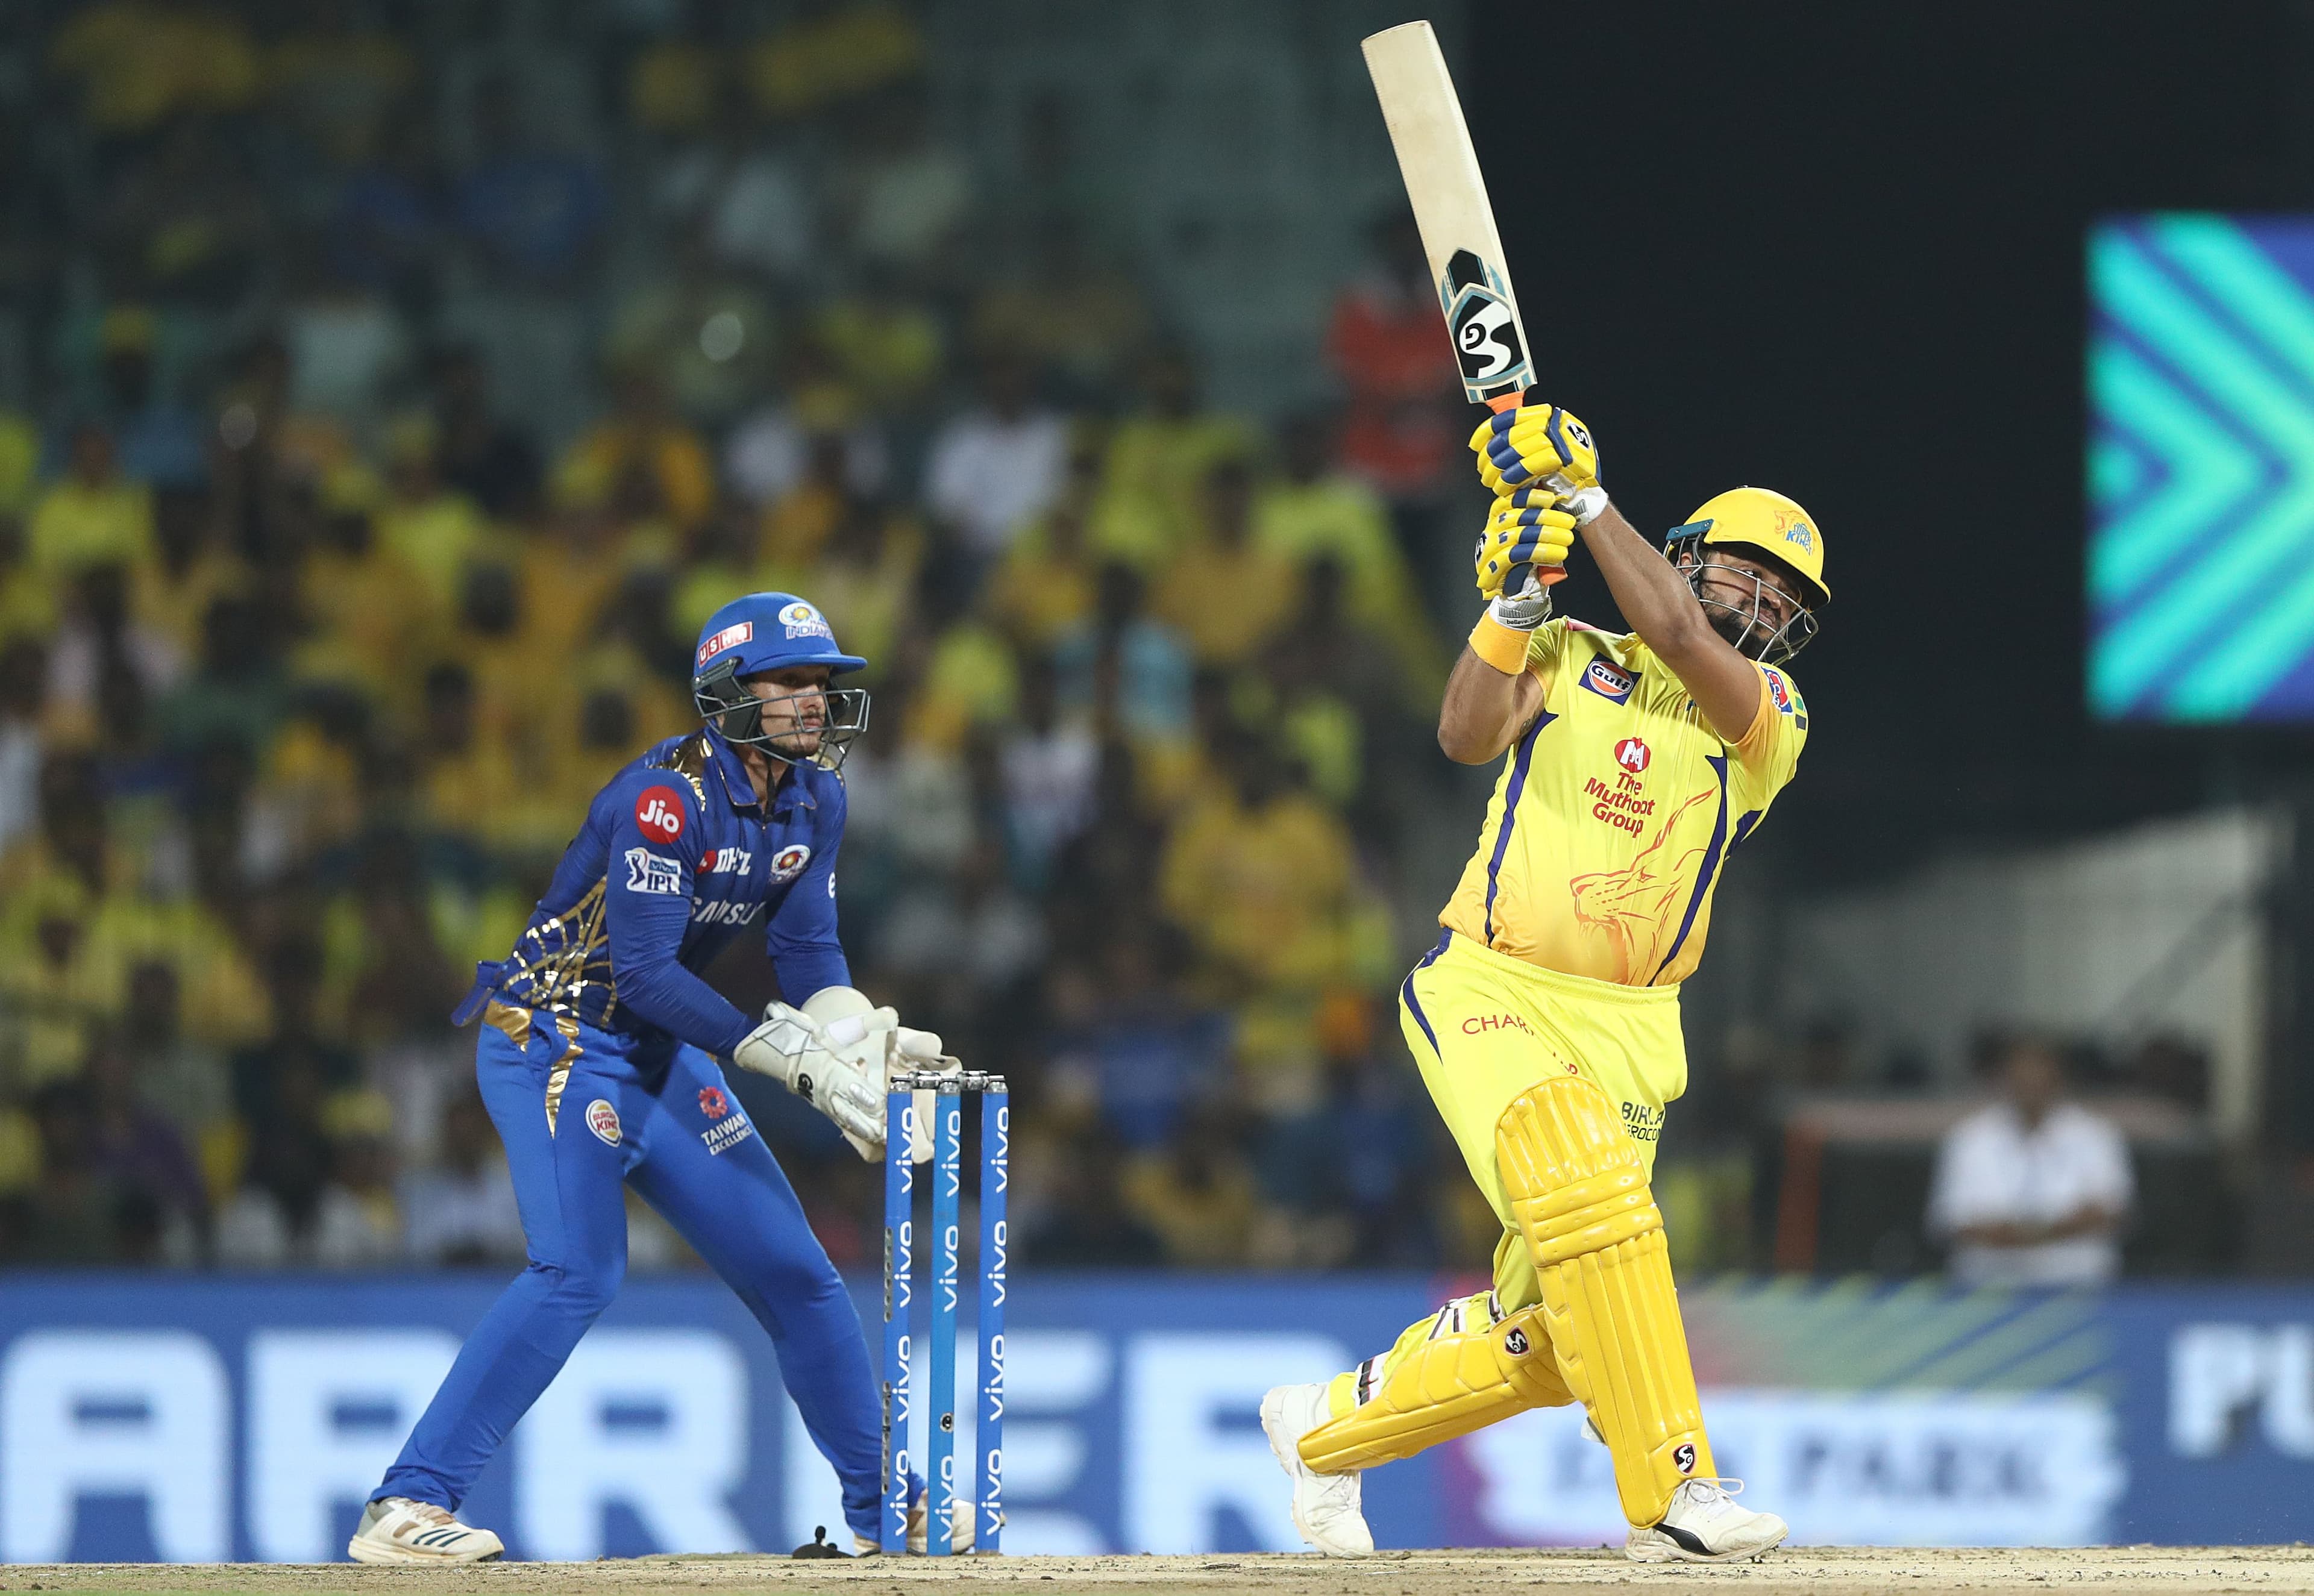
[375,1007,883,1541]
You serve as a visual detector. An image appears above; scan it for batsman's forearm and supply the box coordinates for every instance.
[1438,643,1533,763]
[1577,501,1714,658]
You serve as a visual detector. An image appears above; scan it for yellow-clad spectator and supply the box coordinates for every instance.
[376,418,494,612]
[986,434,1103,651]
[1152,458,1297,668]
[246,700,368,870]
[745,0,923,117]
[443,562,538,766]
[554,369,715,531]
[566,642,692,760]
[909,624,1019,756]
[1097,348,1255,565]
[293,493,440,719]
[629,39,718,133]
[29,425,154,580]
[415,662,520,848]
[1254,411,1445,684]
[0,412,37,518]
[759,431,866,571]
[49,1,259,132]
[672,500,804,641]
[519,502,639,666]
[550,678,652,820]
[0,872,115,1090]
[0,502,59,648]
[1158,738,1367,994]
[90,893,270,1053]
[1122,1116,1261,1268]
[970,221,1153,398]
[800,498,924,678]
[134,484,247,661]
[812,291,944,405]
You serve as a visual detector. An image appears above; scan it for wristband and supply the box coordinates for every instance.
[1468,612,1537,675]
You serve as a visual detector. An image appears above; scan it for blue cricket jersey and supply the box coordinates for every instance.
[456,725,850,1063]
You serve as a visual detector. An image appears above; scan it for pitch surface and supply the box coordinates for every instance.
[2,1548,2312,1596]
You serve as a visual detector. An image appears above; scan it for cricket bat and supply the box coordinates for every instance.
[1364,19,1561,579]
[1362,19,1532,410]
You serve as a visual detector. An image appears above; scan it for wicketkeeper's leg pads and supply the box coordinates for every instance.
[1296,1292,1573,1474]
[1496,1075,1712,1527]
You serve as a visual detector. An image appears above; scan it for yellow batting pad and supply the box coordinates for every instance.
[1298,1293,1572,1475]
[1496,1076,1712,1526]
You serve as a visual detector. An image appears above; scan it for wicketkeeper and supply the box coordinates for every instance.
[1264,400,1828,1563]
[351,592,960,1562]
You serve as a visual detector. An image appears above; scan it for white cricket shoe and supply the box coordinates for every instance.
[1625,1479,1787,1563]
[1261,1382,1374,1557]
[346,1497,504,1563]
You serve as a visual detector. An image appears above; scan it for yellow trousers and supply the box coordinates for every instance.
[1302,933,1701,1519]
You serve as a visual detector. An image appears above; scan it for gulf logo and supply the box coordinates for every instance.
[768,843,813,883]
[1614,737,1651,774]
[1581,657,1638,705]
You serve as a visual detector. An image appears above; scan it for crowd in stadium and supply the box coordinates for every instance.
[0,0,1522,1272]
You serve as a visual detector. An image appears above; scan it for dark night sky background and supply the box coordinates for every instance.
[1467,2,2300,889]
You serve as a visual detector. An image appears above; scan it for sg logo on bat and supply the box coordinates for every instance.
[1442,276,1529,391]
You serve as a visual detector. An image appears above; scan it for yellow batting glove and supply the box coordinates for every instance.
[1474,489,1577,598]
[1468,400,1602,498]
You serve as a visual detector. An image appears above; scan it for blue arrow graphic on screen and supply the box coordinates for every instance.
[2090,215,2314,720]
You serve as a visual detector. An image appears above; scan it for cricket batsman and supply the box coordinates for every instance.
[1262,400,1828,1563]
[350,592,960,1562]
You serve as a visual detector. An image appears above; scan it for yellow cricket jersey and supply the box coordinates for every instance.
[1441,619,1808,987]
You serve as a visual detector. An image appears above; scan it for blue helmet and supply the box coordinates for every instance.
[691,593,871,769]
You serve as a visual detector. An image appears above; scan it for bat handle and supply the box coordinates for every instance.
[1482,396,1569,585]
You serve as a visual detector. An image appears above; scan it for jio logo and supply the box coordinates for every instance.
[635,784,685,843]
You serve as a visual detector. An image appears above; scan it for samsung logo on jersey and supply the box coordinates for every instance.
[1581,657,1638,704]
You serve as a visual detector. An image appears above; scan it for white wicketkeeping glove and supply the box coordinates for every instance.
[731,1001,885,1154]
[802,987,954,1163]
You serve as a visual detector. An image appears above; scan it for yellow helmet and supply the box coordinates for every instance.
[1663,486,1828,663]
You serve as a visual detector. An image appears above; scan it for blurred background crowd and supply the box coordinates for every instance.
[0,0,2262,1281]
[0,0,1502,1275]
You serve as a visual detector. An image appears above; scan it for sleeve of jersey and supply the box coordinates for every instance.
[602,777,755,1057]
[1524,617,1568,683]
[1730,661,1809,795]
[765,778,851,1002]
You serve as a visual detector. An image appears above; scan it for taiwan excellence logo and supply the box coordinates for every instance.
[698,1087,731,1121]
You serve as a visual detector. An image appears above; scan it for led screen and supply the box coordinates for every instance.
[2090,214,2314,721]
